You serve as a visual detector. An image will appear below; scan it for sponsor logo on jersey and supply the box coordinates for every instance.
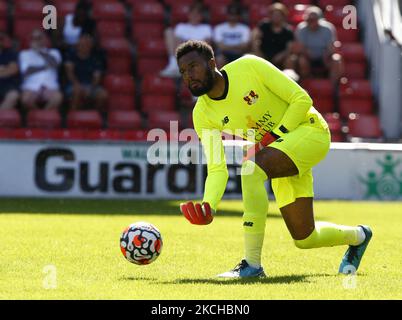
[243,90,259,105]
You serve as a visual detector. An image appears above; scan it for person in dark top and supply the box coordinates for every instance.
[251,3,294,69]
[0,31,19,109]
[64,33,107,110]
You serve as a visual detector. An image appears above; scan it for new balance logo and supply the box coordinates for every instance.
[222,116,229,126]
[243,221,254,227]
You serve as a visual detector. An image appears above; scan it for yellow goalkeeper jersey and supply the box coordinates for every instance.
[192,54,328,210]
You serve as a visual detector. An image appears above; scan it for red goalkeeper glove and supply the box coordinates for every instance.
[244,131,279,161]
[180,201,214,225]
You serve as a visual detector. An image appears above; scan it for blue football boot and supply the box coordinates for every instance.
[217,259,266,278]
[339,225,373,274]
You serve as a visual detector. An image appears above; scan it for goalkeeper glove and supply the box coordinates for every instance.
[180,201,214,225]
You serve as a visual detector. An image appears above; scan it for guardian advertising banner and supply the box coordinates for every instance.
[0,141,401,200]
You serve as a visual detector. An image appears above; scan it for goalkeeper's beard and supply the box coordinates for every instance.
[189,67,215,97]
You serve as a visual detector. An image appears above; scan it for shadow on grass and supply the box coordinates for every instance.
[0,198,281,218]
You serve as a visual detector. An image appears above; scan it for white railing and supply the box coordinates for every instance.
[357,0,402,140]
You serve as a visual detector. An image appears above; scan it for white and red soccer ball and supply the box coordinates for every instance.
[120,222,163,265]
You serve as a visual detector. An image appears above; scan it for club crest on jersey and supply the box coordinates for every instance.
[243,90,259,105]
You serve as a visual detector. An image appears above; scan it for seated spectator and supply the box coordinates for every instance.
[62,0,96,48]
[213,4,250,68]
[64,33,107,111]
[19,29,63,110]
[251,3,294,69]
[160,3,212,77]
[0,31,19,109]
[292,6,343,82]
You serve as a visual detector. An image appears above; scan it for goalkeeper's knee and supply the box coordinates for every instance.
[293,229,318,249]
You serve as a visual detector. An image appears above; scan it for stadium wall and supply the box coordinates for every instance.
[1,141,402,201]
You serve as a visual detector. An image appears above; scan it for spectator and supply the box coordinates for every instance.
[251,3,294,69]
[0,31,19,109]
[213,4,250,68]
[293,6,343,82]
[160,3,212,77]
[19,29,63,110]
[64,33,108,111]
[62,0,96,48]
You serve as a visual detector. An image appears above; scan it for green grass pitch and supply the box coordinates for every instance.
[0,198,401,300]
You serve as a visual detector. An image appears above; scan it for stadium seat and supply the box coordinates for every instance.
[340,43,366,62]
[203,0,232,6]
[288,4,312,26]
[339,78,373,100]
[209,4,229,26]
[108,110,142,130]
[282,0,312,6]
[339,98,374,118]
[313,97,335,114]
[324,6,347,26]
[318,0,351,8]
[163,0,194,6]
[120,129,148,141]
[85,129,122,141]
[13,19,44,44]
[324,113,344,142]
[141,74,176,96]
[51,0,77,17]
[136,57,167,77]
[101,38,131,58]
[248,4,271,26]
[301,79,334,97]
[103,74,135,95]
[92,1,126,21]
[107,94,136,111]
[14,1,44,19]
[240,0,272,6]
[0,0,7,28]
[132,23,164,42]
[0,109,22,128]
[170,4,191,25]
[136,38,167,58]
[67,110,103,129]
[97,21,126,41]
[348,114,382,139]
[132,2,165,24]
[27,109,62,128]
[147,111,181,130]
[106,57,132,75]
[141,95,176,114]
[343,62,367,79]
[336,27,359,43]
[48,128,86,141]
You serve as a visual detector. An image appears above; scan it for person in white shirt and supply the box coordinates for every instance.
[213,4,250,67]
[19,29,63,110]
[160,3,212,78]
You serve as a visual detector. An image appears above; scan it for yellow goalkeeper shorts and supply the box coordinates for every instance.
[269,124,331,208]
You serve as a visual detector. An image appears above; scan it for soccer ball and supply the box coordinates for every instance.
[120,222,163,265]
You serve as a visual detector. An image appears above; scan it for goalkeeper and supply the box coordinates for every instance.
[177,40,372,278]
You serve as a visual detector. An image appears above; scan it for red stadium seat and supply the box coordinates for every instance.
[51,0,77,17]
[97,21,126,41]
[92,1,125,21]
[147,111,181,130]
[339,98,373,118]
[203,0,232,6]
[288,4,312,26]
[324,112,342,132]
[108,110,142,130]
[336,28,359,43]
[101,38,131,58]
[106,57,132,75]
[27,109,62,128]
[120,129,148,141]
[85,129,122,141]
[48,128,86,140]
[348,114,382,139]
[340,43,366,62]
[0,109,22,128]
[170,4,191,25]
[103,74,135,95]
[132,23,164,42]
[132,2,165,23]
[301,79,334,97]
[282,0,312,6]
[313,97,335,114]
[164,0,194,6]
[136,38,167,58]
[343,62,366,79]
[67,110,102,129]
[136,57,167,77]
[141,74,176,96]
[107,94,136,111]
[141,95,176,113]
[0,1,7,18]
[14,0,44,19]
[209,4,228,26]
[248,4,270,26]
[13,19,44,43]
[339,78,373,99]
[324,5,348,26]
[318,0,351,8]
